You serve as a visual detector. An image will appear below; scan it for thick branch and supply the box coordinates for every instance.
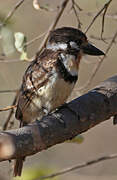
[0,75,117,161]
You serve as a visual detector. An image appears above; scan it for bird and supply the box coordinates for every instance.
[14,27,105,176]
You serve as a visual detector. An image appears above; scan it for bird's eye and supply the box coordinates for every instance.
[77,39,82,46]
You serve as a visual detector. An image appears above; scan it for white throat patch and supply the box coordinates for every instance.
[60,53,78,76]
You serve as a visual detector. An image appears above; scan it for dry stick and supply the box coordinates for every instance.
[0,105,17,112]
[0,59,26,63]
[73,0,82,11]
[78,29,117,92]
[3,92,18,130]
[90,35,117,42]
[0,0,26,130]
[24,31,47,47]
[71,0,82,29]
[37,154,117,180]
[101,0,112,40]
[0,0,25,27]
[85,0,112,34]
[82,12,117,20]
[37,0,70,54]
[0,89,18,93]
[0,0,25,130]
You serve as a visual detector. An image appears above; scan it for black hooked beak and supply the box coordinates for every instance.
[82,43,105,56]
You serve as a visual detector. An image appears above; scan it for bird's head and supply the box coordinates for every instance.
[47,27,105,57]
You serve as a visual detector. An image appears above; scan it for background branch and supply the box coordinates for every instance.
[37,153,117,180]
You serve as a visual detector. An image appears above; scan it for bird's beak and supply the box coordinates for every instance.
[82,43,105,56]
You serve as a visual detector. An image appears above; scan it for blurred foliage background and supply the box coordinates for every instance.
[0,0,117,180]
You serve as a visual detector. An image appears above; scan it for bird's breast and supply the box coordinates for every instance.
[33,69,75,112]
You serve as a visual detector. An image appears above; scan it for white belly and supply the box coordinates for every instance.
[31,72,75,118]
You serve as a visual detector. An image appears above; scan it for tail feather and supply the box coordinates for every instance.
[14,157,25,176]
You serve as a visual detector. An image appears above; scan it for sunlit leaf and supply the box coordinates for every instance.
[20,51,28,61]
[67,135,84,144]
[14,32,27,53]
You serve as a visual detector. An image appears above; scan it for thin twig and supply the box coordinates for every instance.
[71,0,82,29]
[0,58,32,63]
[101,0,112,40]
[24,31,47,47]
[90,35,117,43]
[37,0,70,54]
[79,29,117,92]
[85,0,112,34]
[0,89,18,93]
[0,0,25,27]
[3,92,19,130]
[37,154,117,180]
[0,59,21,63]
[0,105,17,112]
[73,0,82,11]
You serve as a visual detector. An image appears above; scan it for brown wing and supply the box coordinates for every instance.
[15,49,59,121]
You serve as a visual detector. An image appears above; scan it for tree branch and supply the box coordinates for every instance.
[0,75,117,161]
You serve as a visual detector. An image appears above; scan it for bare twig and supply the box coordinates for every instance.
[85,0,112,34]
[90,35,117,43]
[2,0,24,26]
[37,153,117,180]
[79,29,117,92]
[0,58,32,63]
[71,0,82,29]
[0,89,18,93]
[24,31,47,47]
[0,0,25,27]
[0,105,17,112]
[82,12,117,20]
[72,0,82,11]
[3,92,19,130]
[37,0,70,54]
[101,0,112,40]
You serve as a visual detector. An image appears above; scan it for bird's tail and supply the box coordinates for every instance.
[14,157,25,176]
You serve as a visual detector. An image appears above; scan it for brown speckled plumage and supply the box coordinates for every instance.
[14,27,104,177]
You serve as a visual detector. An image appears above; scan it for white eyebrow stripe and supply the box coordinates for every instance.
[46,42,67,51]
